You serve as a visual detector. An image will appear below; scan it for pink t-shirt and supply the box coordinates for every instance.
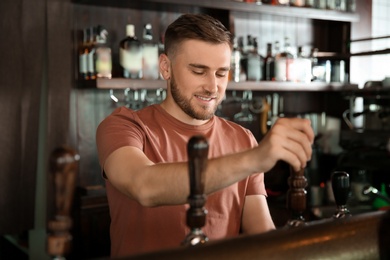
[96,104,266,257]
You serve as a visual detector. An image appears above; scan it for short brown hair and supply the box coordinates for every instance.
[164,13,232,58]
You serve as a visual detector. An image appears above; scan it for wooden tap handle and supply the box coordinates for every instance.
[183,135,209,246]
[47,146,79,258]
[187,135,209,196]
[286,167,307,227]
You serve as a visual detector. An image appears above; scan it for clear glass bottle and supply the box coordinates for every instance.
[290,0,305,7]
[246,37,263,81]
[94,25,112,79]
[263,42,275,81]
[120,24,143,79]
[238,36,247,82]
[142,23,159,80]
[274,37,294,81]
[78,28,89,80]
[230,36,242,82]
[304,0,314,7]
[295,46,312,82]
[87,26,97,80]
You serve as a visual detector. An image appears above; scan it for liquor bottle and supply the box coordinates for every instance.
[263,43,275,81]
[142,23,159,80]
[246,37,263,81]
[94,25,112,79]
[78,28,89,80]
[230,36,242,82]
[87,26,97,80]
[310,47,321,81]
[237,36,247,81]
[240,35,253,81]
[304,0,314,7]
[290,0,305,7]
[326,0,336,10]
[295,46,312,82]
[275,0,290,5]
[315,0,327,9]
[346,0,356,12]
[119,24,143,79]
[274,37,294,81]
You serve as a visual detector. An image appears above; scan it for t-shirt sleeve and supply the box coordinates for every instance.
[96,107,144,174]
[246,173,266,196]
[244,128,267,196]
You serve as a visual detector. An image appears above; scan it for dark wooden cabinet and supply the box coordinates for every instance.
[71,187,111,259]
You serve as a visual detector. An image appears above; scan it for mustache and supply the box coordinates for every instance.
[196,91,218,98]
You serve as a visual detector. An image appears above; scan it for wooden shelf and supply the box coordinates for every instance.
[79,78,359,92]
[72,0,359,22]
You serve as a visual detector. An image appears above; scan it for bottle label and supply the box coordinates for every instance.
[96,47,112,78]
[142,44,159,79]
[275,58,287,81]
[79,53,87,74]
[120,48,143,77]
[87,48,96,74]
[247,56,262,81]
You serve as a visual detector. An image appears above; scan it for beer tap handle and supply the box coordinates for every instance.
[286,167,308,227]
[47,146,79,259]
[331,171,351,219]
[182,135,209,246]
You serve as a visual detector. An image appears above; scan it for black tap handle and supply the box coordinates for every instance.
[331,171,350,207]
[187,135,209,196]
[183,135,209,246]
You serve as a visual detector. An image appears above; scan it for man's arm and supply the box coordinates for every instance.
[241,195,276,234]
[103,117,314,207]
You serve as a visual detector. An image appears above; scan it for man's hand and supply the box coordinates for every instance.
[254,117,314,173]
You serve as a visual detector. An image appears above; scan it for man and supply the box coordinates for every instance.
[96,13,314,257]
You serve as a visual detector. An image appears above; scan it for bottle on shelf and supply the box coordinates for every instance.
[240,35,254,81]
[294,46,312,83]
[326,0,336,10]
[263,42,275,81]
[304,0,315,8]
[142,23,159,80]
[346,0,356,12]
[94,25,112,79]
[237,36,247,82]
[274,37,295,81]
[274,0,290,5]
[87,26,97,80]
[78,28,89,80]
[289,0,305,7]
[230,36,242,82]
[246,37,263,81]
[119,24,143,79]
[315,0,327,9]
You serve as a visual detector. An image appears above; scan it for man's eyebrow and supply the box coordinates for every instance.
[189,63,208,69]
[189,63,230,71]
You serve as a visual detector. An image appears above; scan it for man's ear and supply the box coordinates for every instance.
[159,54,171,80]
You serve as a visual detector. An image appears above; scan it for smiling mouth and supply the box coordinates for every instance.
[195,95,215,102]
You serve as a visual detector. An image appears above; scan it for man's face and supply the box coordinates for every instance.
[166,39,231,122]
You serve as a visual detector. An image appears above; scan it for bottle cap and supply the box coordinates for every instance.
[126,24,135,37]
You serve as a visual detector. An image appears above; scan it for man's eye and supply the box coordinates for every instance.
[216,72,227,77]
[193,70,205,75]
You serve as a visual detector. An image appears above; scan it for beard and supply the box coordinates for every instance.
[170,71,219,120]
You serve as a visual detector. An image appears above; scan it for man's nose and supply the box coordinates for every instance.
[203,74,219,93]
